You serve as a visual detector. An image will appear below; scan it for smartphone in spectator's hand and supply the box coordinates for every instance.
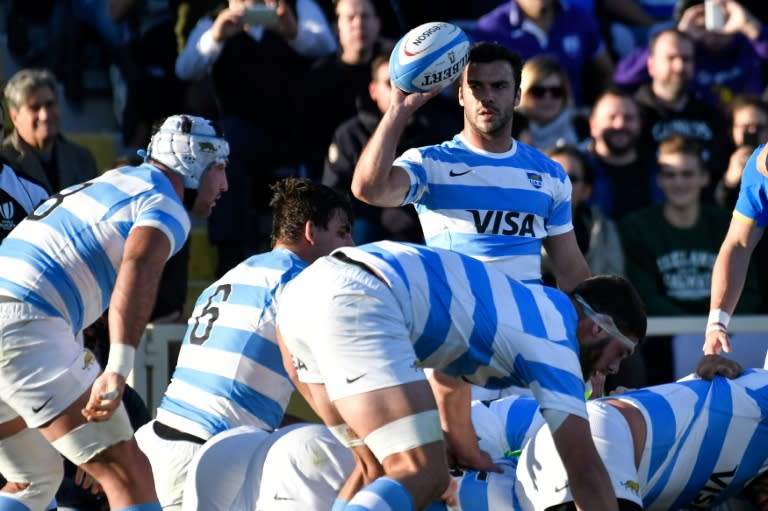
[743,130,760,148]
[242,4,278,25]
[705,0,725,31]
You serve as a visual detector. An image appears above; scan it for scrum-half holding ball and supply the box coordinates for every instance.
[390,21,470,94]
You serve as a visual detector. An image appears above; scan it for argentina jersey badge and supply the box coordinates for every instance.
[526,172,543,189]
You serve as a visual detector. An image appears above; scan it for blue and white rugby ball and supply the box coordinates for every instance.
[390,22,470,94]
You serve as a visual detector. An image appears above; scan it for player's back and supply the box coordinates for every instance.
[613,370,768,510]
[0,164,188,333]
[340,241,586,412]
[157,248,307,438]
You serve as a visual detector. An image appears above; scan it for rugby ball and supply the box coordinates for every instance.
[390,22,470,94]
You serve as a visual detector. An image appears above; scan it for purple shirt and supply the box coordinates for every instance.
[473,0,605,106]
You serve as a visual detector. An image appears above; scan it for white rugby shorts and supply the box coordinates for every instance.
[0,300,100,428]
[515,399,643,510]
[277,256,426,401]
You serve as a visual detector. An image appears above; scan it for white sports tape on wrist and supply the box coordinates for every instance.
[364,410,443,462]
[329,424,365,447]
[706,308,730,335]
[104,343,136,378]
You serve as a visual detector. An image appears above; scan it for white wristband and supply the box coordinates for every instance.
[104,344,136,379]
[706,309,731,335]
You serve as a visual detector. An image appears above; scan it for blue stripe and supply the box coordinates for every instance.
[458,470,490,511]
[158,396,231,435]
[0,236,85,327]
[68,225,117,326]
[412,247,452,361]
[644,380,710,506]
[220,284,273,308]
[358,244,412,293]
[512,357,584,398]
[670,378,734,509]
[625,389,676,487]
[81,180,135,209]
[166,368,285,431]
[441,256,498,376]
[0,495,32,510]
[509,281,547,339]
[146,209,188,252]
[425,232,542,257]
[0,277,62,319]
[422,184,551,216]
[347,478,414,511]
[181,326,285,375]
[504,398,540,450]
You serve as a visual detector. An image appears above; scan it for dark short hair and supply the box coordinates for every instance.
[269,177,353,246]
[546,144,594,185]
[729,94,768,120]
[571,275,647,342]
[657,134,706,171]
[464,42,523,91]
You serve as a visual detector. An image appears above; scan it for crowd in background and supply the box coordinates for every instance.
[3,0,768,371]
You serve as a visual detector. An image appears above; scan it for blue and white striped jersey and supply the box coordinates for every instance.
[156,249,307,439]
[488,395,547,455]
[394,135,573,281]
[337,241,588,423]
[612,369,768,510]
[0,164,189,333]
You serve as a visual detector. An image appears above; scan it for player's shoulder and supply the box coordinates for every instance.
[513,141,568,179]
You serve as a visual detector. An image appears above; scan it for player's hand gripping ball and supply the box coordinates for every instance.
[390,22,470,94]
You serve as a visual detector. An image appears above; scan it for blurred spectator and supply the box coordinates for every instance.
[582,88,658,219]
[4,0,59,68]
[632,28,729,189]
[110,0,184,149]
[715,95,768,210]
[542,144,624,282]
[300,0,391,181]
[516,55,589,151]
[615,0,768,111]
[175,0,336,275]
[619,134,761,316]
[0,102,49,243]
[1,68,99,194]
[51,0,138,107]
[473,0,614,106]
[322,51,459,244]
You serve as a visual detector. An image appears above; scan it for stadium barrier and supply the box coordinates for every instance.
[130,316,768,419]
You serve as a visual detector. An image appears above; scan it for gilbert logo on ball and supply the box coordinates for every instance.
[390,22,470,93]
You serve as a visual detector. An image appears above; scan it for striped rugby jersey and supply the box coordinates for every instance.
[612,369,768,510]
[156,249,306,438]
[336,241,588,424]
[394,135,573,281]
[0,164,189,333]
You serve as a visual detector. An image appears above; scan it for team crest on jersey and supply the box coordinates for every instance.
[82,350,96,370]
[526,172,543,188]
[621,480,640,495]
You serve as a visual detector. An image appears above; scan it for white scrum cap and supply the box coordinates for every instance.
[145,114,229,189]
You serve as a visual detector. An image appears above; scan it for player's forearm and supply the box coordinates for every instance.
[351,109,409,207]
[108,258,164,349]
[710,244,751,314]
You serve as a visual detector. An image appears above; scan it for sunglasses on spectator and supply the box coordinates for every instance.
[568,174,583,184]
[658,167,698,179]
[529,85,565,99]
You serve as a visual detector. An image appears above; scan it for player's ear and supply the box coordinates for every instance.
[304,220,315,245]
